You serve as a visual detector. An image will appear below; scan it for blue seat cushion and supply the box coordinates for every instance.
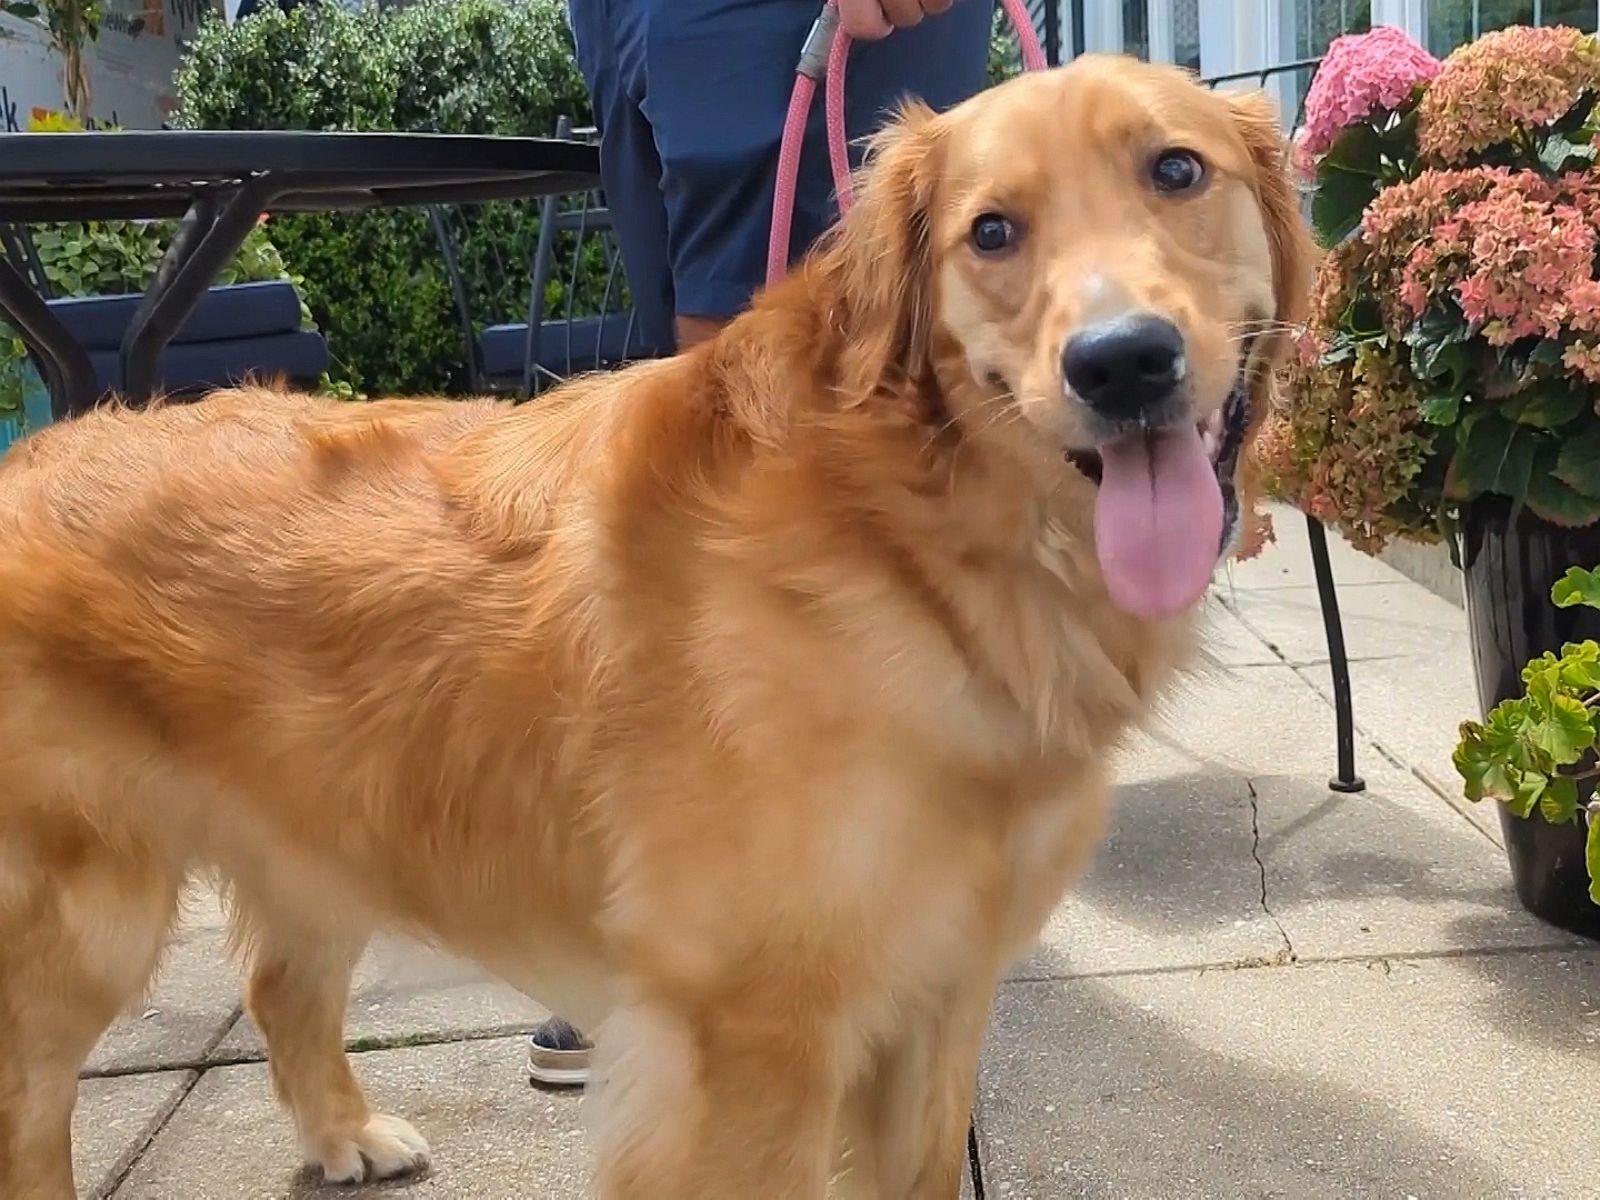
[48,281,307,351]
[87,330,330,396]
[479,313,661,384]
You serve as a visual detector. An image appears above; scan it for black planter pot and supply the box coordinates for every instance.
[1460,496,1600,941]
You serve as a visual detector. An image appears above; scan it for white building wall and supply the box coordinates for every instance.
[0,0,210,130]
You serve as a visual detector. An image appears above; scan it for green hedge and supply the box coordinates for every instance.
[174,0,593,395]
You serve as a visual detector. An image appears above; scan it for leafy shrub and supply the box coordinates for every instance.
[389,0,587,137]
[988,6,1024,85]
[174,3,396,131]
[174,0,595,395]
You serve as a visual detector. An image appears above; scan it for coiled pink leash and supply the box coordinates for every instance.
[766,0,1048,287]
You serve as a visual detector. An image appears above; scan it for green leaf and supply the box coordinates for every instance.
[1454,722,1498,802]
[1542,774,1581,824]
[1530,340,1568,368]
[3,1,42,18]
[1455,717,1524,802]
[1552,567,1600,609]
[1444,413,1539,503]
[1501,384,1589,431]
[1553,89,1598,136]
[1555,424,1600,498]
[1511,769,1548,818]
[1523,652,1564,709]
[1405,304,1471,398]
[1411,301,1469,347]
[1483,697,1549,776]
[1557,640,1600,690]
[1412,340,1470,392]
[1311,165,1378,249]
[1531,693,1596,766]
[1588,814,1600,906]
[1526,465,1600,527]
[1420,391,1461,425]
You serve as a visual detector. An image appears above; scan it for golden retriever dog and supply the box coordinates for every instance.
[0,56,1309,1199]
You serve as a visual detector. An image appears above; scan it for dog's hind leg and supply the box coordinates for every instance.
[0,817,179,1200]
[231,898,429,1185]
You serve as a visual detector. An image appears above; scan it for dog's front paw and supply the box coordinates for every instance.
[310,1112,431,1184]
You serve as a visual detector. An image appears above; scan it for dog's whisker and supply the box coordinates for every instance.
[938,389,1021,489]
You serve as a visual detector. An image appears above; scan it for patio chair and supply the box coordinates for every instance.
[1200,57,1366,796]
[0,222,330,419]
[428,117,667,402]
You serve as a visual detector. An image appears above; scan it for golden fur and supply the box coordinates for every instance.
[0,58,1310,1198]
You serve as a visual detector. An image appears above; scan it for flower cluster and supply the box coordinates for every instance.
[1418,24,1600,163]
[1300,25,1441,157]
[1260,342,1443,554]
[1269,23,1600,547]
[1361,168,1600,354]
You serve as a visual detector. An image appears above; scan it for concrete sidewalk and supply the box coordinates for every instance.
[74,506,1599,1198]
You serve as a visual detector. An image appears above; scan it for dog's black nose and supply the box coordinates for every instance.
[1062,315,1186,419]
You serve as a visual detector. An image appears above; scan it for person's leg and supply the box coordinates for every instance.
[527,0,679,1088]
[565,0,677,357]
[641,0,819,334]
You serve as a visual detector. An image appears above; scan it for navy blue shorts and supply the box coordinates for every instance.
[566,0,995,352]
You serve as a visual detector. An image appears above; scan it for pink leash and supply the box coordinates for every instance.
[766,0,1048,287]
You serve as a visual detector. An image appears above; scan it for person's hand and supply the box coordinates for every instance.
[837,0,954,41]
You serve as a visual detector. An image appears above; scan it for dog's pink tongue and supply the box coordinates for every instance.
[1093,424,1223,621]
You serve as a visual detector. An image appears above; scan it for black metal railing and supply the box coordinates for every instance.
[1201,56,1323,129]
[1201,55,1367,795]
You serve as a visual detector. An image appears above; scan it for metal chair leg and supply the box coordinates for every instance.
[0,250,98,417]
[1305,513,1365,794]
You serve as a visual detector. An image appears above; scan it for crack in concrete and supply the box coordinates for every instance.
[1246,778,1296,963]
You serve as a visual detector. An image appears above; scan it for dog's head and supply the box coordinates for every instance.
[815,55,1312,621]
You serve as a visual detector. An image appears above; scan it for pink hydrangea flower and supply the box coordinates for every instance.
[1355,165,1600,353]
[1417,24,1600,163]
[1301,25,1442,158]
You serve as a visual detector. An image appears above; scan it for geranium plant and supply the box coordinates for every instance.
[1259,25,1600,553]
[1454,565,1600,902]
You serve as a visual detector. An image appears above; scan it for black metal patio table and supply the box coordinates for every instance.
[0,130,601,419]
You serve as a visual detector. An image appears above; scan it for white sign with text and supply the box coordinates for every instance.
[0,0,215,130]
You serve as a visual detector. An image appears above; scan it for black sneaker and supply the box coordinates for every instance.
[527,1016,592,1088]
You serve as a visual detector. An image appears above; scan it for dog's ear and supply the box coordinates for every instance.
[815,100,943,396]
[1225,89,1315,334]
[1224,89,1317,560]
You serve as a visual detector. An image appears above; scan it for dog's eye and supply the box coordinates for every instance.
[1151,149,1205,194]
[970,213,1016,254]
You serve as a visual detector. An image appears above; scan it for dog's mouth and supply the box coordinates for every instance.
[1065,379,1251,529]
[1063,364,1254,623]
